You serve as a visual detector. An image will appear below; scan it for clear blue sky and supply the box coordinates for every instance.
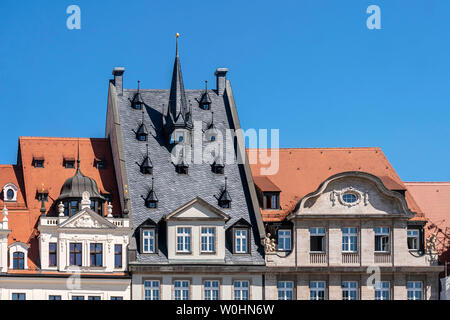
[0,0,449,181]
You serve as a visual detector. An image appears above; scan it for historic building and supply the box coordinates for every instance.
[248,148,444,300]
[105,37,266,300]
[0,137,131,300]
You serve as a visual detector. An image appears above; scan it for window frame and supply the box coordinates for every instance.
[176,227,192,254]
[200,227,216,254]
[13,251,25,270]
[342,227,358,253]
[114,244,123,268]
[12,293,26,300]
[277,280,294,300]
[89,243,103,267]
[277,229,292,252]
[69,242,82,266]
[144,279,161,300]
[374,281,390,300]
[310,281,326,300]
[173,280,190,300]
[310,227,326,253]
[263,192,280,210]
[407,229,420,251]
[203,280,220,300]
[141,228,156,254]
[374,227,390,253]
[234,228,249,254]
[342,281,358,300]
[49,242,57,267]
[407,281,423,300]
[233,280,250,300]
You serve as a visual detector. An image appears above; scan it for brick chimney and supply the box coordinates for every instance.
[113,67,125,96]
[215,68,228,96]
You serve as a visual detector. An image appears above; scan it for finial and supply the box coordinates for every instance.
[137,80,140,91]
[225,176,228,190]
[205,80,208,91]
[2,205,8,219]
[146,143,149,157]
[107,202,113,218]
[141,109,145,123]
[176,33,180,57]
[40,199,46,216]
[151,177,154,190]
[211,111,214,124]
[58,202,64,217]
[76,140,80,169]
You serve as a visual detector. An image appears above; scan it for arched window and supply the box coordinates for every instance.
[7,189,14,200]
[13,252,24,270]
[3,183,18,202]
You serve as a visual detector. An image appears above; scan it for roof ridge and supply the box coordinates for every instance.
[247,147,382,151]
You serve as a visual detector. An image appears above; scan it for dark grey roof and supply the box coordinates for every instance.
[57,166,104,201]
[113,47,264,265]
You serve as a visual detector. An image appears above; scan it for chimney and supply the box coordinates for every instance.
[215,68,228,96]
[112,67,125,96]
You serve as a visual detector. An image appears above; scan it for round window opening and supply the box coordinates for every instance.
[342,192,357,204]
[6,189,14,200]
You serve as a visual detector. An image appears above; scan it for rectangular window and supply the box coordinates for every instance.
[88,296,101,300]
[342,281,358,300]
[277,281,294,300]
[70,200,79,215]
[13,252,24,269]
[310,227,326,252]
[114,244,122,268]
[49,295,61,300]
[310,281,326,300]
[144,280,160,300]
[342,227,358,252]
[407,229,420,251]
[278,229,291,251]
[64,160,75,169]
[176,227,191,253]
[49,243,57,267]
[12,293,26,300]
[407,281,423,300]
[69,243,82,266]
[201,227,216,253]
[263,193,280,209]
[234,229,248,253]
[174,280,190,300]
[33,159,44,168]
[234,280,250,300]
[204,280,220,300]
[374,227,390,252]
[90,243,103,267]
[110,297,123,300]
[72,296,84,300]
[374,281,390,300]
[142,229,155,253]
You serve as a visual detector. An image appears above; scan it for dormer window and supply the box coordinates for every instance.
[9,242,29,270]
[64,158,75,169]
[263,192,280,210]
[218,177,231,208]
[199,80,212,110]
[171,131,185,144]
[139,218,158,254]
[212,162,224,174]
[13,252,25,269]
[3,183,18,202]
[132,81,144,110]
[33,157,44,168]
[94,159,107,169]
[136,123,148,141]
[140,144,153,175]
[36,190,49,202]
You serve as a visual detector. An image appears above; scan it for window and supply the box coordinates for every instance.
[33,159,44,168]
[69,243,82,266]
[90,243,103,267]
[174,280,190,300]
[234,229,248,254]
[278,230,291,251]
[49,243,57,267]
[90,200,104,216]
[210,135,216,142]
[342,228,358,252]
[144,280,160,300]
[233,280,250,300]
[95,159,107,169]
[201,227,215,253]
[263,193,280,209]
[176,227,191,253]
[407,229,420,251]
[278,281,294,300]
[142,229,155,253]
[407,281,423,300]
[13,252,24,270]
[342,192,357,204]
[66,200,79,216]
[374,227,390,252]
[111,297,123,300]
[374,281,390,300]
[12,293,26,300]
[342,281,358,300]
[88,296,101,300]
[49,295,61,300]
[204,280,220,300]
[176,165,189,175]
[310,227,326,252]
[64,159,75,169]
[72,296,84,300]
[310,281,326,300]
[212,163,224,174]
[114,244,122,268]
[176,132,184,143]
[7,189,14,200]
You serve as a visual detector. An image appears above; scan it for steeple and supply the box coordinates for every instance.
[199,80,212,110]
[165,33,193,132]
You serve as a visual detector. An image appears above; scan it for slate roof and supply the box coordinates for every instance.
[113,46,264,265]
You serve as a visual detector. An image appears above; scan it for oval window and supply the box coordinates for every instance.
[6,189,14,200]
[342,193,357,204]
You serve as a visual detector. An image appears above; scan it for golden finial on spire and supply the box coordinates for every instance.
[176,33,180,38]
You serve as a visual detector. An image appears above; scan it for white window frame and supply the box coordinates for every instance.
[407,281,423,300]
[374,227,390,253]
[234,229,248,254]
[204,280,220,300]
[233,280,250,300]
[310,227,326,253]
[8,242,29,270]
[144,280,160,300]
[277,280,294,300]
[174,280,190,300]
[310,281,326,300]
[407,229,420,251]
[3,183,18,202]
[278,229,292,251]
[342,227,358,253]
[142,229,155,253]
[374,281,390,300]
[342,281,358,300]
[201,227,216,253]
[176,227,191,253]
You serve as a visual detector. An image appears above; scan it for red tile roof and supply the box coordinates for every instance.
[1,137,121,274]
[247,148,425,222]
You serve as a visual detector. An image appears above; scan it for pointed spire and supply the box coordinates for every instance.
[200,80,212,109]
[218,177,232,207]
[145,177,158,208]
[165,33,193,131]
[132,80,144,109]
[140,143,153,174]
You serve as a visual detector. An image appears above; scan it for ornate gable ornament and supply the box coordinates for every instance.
[59,209,117,230]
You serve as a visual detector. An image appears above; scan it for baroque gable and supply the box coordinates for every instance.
[59,209,117,229]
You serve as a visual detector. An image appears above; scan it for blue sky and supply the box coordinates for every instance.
[0,0,449,181]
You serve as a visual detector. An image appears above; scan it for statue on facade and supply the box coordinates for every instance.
[263,233,277,253]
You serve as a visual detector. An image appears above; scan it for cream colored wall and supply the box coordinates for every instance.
[0,235,8,273]
[132,273,263,300]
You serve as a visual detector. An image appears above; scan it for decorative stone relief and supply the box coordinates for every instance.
[263,233,276,253]
[66,213,101,228]
[331,187,367,207]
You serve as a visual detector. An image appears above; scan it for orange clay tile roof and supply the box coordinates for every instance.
[253,176,281,192]
[1,137,121,274]
[247,148,425,222]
